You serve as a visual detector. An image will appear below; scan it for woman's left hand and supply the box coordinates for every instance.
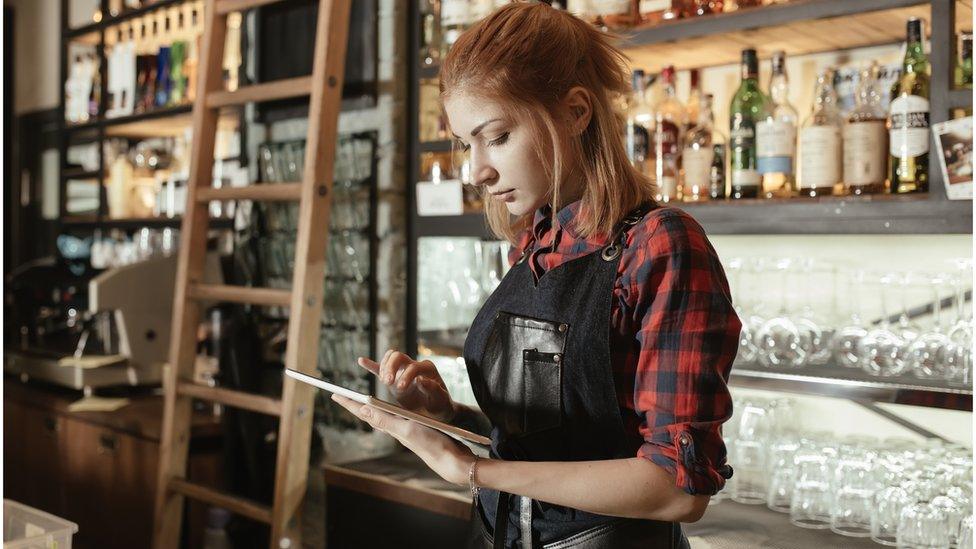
[331,394,477,486]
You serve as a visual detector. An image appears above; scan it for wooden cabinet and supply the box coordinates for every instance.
[3,380,222,549]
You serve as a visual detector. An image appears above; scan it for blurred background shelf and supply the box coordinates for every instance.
[620,0,972,72]
[59,216,235,230]
[64,0,188,38]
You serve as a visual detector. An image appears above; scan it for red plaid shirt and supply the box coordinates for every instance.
[508,202,739,496]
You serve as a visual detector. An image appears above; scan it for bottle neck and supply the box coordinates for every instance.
[904,40,927,72]
[769,72,789,104]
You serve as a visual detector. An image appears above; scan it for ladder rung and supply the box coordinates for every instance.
[216,0,282,14]
[189,284,292,307]
[196,183,302,203]
[168,478,272,524]
[207,76,311,108]
[178,382,283,417]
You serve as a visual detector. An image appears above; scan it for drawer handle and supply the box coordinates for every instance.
[98,433,119,453]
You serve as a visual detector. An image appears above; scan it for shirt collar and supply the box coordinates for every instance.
[532,200,583,241]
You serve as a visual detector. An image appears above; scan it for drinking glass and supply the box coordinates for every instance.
[909,274,953,381]
[797,259,831,367]
[766,438,799,513]
[860,273,908,377]
[756,258,807,368]
[791,448,832,529]
[897,500,950,549]
[833,269,869,369]
[727,258,759,366]
[958,515,973,549]
[831,453,877,537]
[731,440,766,504]
[945,261,973,384]
[930,494,966,547]
[872,484,913,546]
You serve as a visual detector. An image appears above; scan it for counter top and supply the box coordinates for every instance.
[4,376,223,442]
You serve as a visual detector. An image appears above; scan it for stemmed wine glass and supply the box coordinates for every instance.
[728,258,759,367]
[909,273,953,380]
[945,259,973,385]
[756,258,807,369]
[832,269,869,369]
[796,258,830,367]
[859,273,908,377]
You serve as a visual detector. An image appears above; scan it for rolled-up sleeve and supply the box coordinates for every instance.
[627,211,740,496]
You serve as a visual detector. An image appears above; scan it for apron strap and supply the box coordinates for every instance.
[493,492,512,549]
[601,201,657,262]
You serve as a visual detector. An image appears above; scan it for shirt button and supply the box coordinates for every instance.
[558,324,568,333]
[553,354,562,363]
[679,435,690,447]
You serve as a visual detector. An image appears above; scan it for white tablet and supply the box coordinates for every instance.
[284,368,491,447]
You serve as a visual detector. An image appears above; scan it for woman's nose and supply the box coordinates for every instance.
[469,148,497,187]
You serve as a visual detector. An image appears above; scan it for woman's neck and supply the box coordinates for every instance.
[552,173,585,211]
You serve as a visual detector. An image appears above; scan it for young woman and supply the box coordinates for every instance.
[331,2,741,547]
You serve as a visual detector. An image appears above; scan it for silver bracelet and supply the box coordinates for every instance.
[468,457,480,499]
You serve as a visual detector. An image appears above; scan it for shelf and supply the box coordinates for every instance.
[619,0,973,72]
[418,65,439,80]
[60,216,235,230]
[65,0,190,39]
[412,195,971,238]
[730,366,972,411]
[64,105,241,139]
[948,88,974,110]
[419,140,453,153]
[62,169,103,180]
[65,105,192,134]
[414,213,493,239]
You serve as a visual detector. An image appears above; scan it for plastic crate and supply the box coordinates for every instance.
[3,500,78,549]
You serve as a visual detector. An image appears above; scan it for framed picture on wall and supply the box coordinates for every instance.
[933,116,973,200]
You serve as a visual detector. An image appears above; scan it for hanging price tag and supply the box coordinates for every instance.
[416,179,464,216]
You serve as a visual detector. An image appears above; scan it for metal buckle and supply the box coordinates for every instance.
[516,249,530,264]
[601,244,622,261]
[621,214,642,226]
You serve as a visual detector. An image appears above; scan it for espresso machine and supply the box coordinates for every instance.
[5,252,222,391]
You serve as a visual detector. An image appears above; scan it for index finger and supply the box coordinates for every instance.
[357,356,381,376]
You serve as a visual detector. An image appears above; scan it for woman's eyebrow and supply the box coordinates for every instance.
[453,118,504,141]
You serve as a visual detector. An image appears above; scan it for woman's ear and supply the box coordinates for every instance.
[561,86,593,135]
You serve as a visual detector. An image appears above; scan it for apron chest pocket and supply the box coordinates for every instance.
[523,349,563,433]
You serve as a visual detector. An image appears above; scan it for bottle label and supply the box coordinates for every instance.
[656,120,680,157]
[627,123,650,163]
[730,119,758,187]
[756,119,796,175]
[682,147,714,187]
[639,0,671,13]
[798,125,842,188]
[889,94,930,157]
[843,121,887,185]
[592,0,632,15]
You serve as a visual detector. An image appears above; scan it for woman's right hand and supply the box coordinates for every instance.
[357,351,457,423]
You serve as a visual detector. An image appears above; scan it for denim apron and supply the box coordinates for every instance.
[462,203,690,549]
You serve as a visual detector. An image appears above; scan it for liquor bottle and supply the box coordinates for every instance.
[797,69,842,197]
[440,0,470,59]
[889,17,930,194]
[654,66,686,202]
[682,93,726,201]
[756,51,797,198]
[638,0,678,25]
[685,68,702,132]
[591,0,637,29]
[956,31,972,89]
[626,70,654,182]
[729,48,764,199]
[843,63,888,195]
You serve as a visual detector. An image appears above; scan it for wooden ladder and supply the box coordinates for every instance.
[152,1,351,547]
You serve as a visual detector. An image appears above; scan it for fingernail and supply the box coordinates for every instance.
[386,375,394,384]
[397,381,406,389]
[361,408,371,418]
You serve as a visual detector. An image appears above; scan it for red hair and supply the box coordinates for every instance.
[439,1,656,243]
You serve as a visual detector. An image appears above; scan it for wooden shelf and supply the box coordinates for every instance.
[619,0,972,72]
[60,216,235,230]
[65,106,239,139]
[65,0,190,39]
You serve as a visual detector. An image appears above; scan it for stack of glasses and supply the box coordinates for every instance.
[719,396,973,547]
[727,257,973,387]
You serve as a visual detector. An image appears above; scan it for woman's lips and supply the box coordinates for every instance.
[491,189,515,201]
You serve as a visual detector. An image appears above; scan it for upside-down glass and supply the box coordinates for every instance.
[791,449,832,529]
[872,484,913,546]
[832,269,869,369]
[909,273,953,381]
[766,438,799,512]
[797,259,831,367]
[859,273,908,377]
[959,515,973,549]
[727,258,759,366]
[897,500,950,549]
[756,258,807,368]
[831,452,877,537]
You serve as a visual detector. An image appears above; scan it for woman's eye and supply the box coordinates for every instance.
[487,132,509,147]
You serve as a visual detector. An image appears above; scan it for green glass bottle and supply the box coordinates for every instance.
[730,48,765,199]
[957,31,973,89]
[889,17,930,194]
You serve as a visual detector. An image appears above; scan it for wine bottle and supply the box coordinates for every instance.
[626,70,654,182]
[843,62,888,195]
[685,68,702,132]
[654,66,686,202]
[756,51,797,198]
[957,31,972,89]
[889,17,930,194]
[797,69,842,197]
[729,48,764,199]
[682,93,726,201]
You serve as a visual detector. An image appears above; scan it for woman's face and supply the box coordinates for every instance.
[443,93,551,217]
